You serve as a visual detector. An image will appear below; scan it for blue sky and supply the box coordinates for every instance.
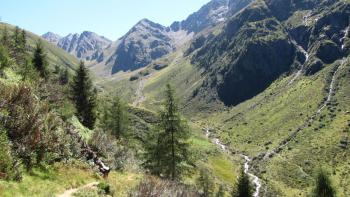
[0,0,210,40]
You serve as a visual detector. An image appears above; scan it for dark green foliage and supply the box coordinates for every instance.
[216,185,225,197]
[197,169,214,197]
[0,84,61,172]
[0,126,14,180]
[72,61,97,129]
[11,27,27,64]
[129,75,139,81]
[153,63,168,70]
[0,45,11,72]
[20,57,40,82]
[32,41,48,78]
[1,27,11,48]
[97,182,111,195]
[20,30,27,51]
[59,67,69,85]
[232,168,253,197]
[100,95,129,139]
[143,84,192,180]
[12,26,21,55]
[312,169,336,197]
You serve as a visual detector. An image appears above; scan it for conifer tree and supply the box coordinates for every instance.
[32,41,48,78]
[197,169,214,197]
[101,95,128,139]
[72,61,97,129]
[20,29,26,50]
[59,67,69,85]
[312,169,336,197]
[216,185,225,197]
[16,29,27,64]
[1,27,10,48]
[12,26,21,59]
[232,168,253,197]
[144,84,192,180]
[0,45,10,72]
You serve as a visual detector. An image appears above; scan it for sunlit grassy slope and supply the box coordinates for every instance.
[0,22,79,70]
[103,43,350,195]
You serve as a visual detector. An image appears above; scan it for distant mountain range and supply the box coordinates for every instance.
[43,31,112,63]
[42,0,253,74]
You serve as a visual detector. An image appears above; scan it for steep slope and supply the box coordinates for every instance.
[93,0,253,76]
[189,0,345,106]
[0,23,79,70]
[43,31,112,63]
[170,0,230,33]
[170,0,253,33]
[108,19,174,73]
[99,1,350,195]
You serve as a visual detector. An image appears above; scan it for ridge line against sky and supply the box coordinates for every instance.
[0,0,211,40]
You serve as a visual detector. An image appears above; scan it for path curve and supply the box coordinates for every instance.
[57,182,99,197]
[133,74,152,107]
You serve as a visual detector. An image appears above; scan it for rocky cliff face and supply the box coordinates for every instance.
[170,0,229,33]
[189,0,349,106]
[107,0,255,74]
[43,31,112,62]
[108,19,173,73]
[43,0,253,74]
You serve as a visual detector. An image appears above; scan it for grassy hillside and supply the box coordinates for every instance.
[93,1,350,196]
[0,22,79,70]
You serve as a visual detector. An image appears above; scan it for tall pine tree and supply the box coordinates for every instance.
[59,67,69,85]
[100,95,128,139]
[72,61,97,129]
[32,41,48,78]
[1,27,10,48]
[312,169,336,197]
[0,45,10,72]
[197,169,215,197]
[12,26,21,60]
[144,84,192,180]
[216,185,225,197]
[232,168,253,197]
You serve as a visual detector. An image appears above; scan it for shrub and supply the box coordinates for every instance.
[0,126,14,180]
[130,75,139,81]
[0,45,11,72]
[0,83,74,172]
[89,130,135,171]
[97,182,111,195]
[130,175,199,197]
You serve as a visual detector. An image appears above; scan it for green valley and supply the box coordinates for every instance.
[1,0,350,196]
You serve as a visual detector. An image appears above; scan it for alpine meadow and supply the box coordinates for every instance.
[1,0,350,196]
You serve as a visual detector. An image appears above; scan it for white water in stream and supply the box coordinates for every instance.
[205,128,261,197]
[341,26,349,50]
[288,40,309,85]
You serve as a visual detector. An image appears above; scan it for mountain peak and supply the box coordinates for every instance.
[42,30,112,62]
[42,32,62,43]
[134,18,166,30]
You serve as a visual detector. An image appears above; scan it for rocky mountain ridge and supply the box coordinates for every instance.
[43,31,112,63]
[43,0,253,74]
